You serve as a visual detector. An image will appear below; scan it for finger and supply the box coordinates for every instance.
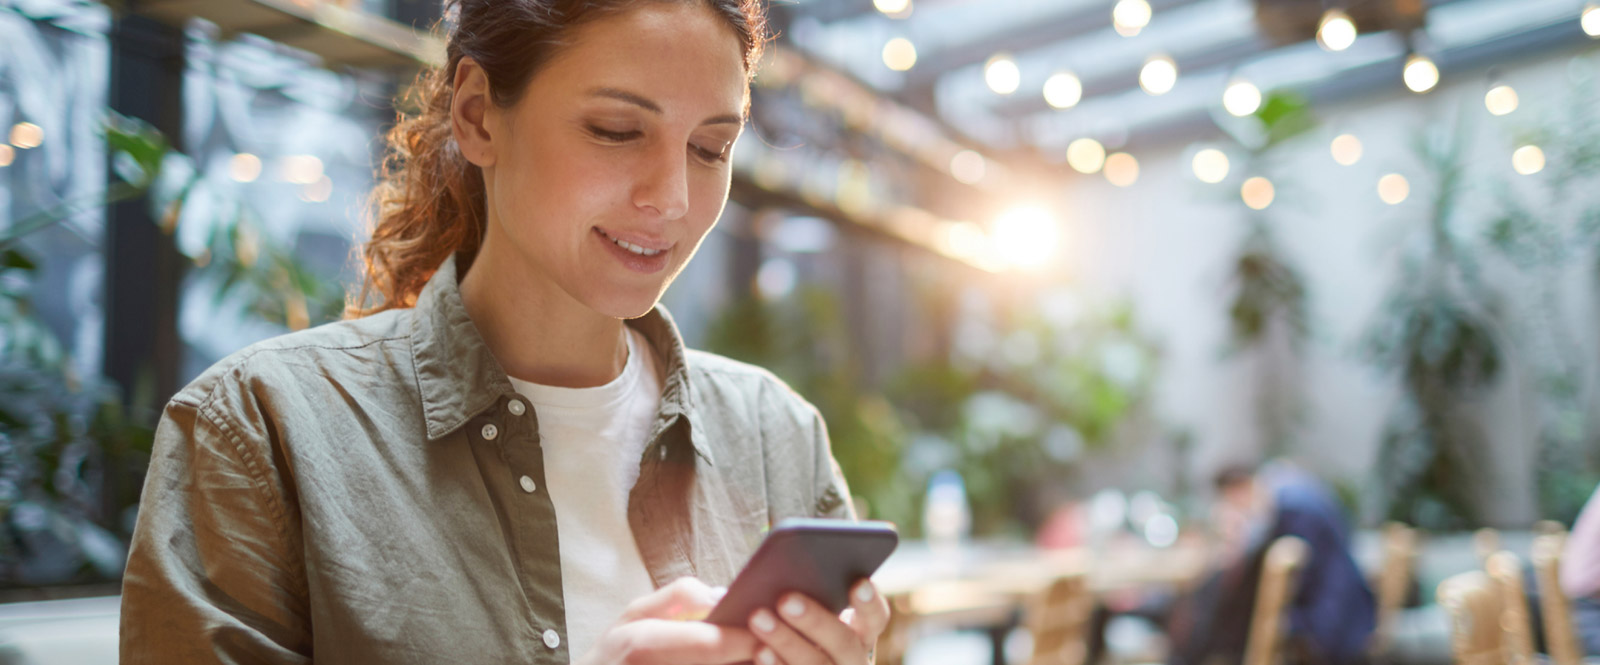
[622,577,728,622]
[615,618,758,664]
[749,607,829,665]
[848,579,891,649]
[774,593,868,665]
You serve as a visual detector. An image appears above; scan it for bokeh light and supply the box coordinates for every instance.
[1044,72,1083,109]
[874,0,910,16]
[0,145,14,167]
[10,122,43,149]
[882,38,917,71]
[1113,0,1152,37]
[1378,173,1410,204]
[1404,55,1440,93]
[1317,9,1358,52]
[1140,55,1178,95]
[1583,3,1599,37]
[1331,134,1363,165]
[1241,177,1275,210]
[230,153,262,182]
[1067,138,1107,174]
[1104,152,1139,187]
[1223,80,1262,117]
[1513,145,1546,175]
[1192,149,1230,184]
[1484,84,1519,116]
[950,150,986,185]
[985,54,1021,95]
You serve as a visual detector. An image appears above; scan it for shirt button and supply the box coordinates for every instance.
[519,475,536,493]
[542,629,560,649]
[507,400,526,416]
[481,423,499,440]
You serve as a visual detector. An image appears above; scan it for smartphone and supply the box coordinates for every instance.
[705,518,899,626]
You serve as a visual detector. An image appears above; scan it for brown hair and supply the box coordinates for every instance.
[349,0,769,317]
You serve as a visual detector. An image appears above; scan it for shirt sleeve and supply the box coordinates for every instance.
[806,409,856,521]
[119,396,312,664]
[1562,485,1600,600]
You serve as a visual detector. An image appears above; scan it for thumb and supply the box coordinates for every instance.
[621,577,729,622]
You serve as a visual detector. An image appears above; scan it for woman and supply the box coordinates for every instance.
[118,1,889,663]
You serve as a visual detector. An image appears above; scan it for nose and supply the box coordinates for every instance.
[632,142,689,221]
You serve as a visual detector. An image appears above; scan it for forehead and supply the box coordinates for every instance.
[530,3,748,116]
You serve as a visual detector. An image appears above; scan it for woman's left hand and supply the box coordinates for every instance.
[746,578,890,665]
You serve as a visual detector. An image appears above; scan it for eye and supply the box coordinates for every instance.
[588,125,640,142]
[690,141,731,164]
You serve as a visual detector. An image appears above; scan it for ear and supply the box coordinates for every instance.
[451,58,497,168]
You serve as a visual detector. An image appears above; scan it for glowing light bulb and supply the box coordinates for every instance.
[1067,138,1106,174]
[985,54,1021,95]
[1513,145,1545,175]
[1582,3,1599,37]
[1485,85,1519,116]
[874,0,911,16]
[230,153,262,182]
[1331,134,1363,165]
[1140,55,1178,96]
[1241,177,1275,209]
[1113,0,1152,36]
[1223,80,1262,117]
[1104,152,1139,187]
[1378,174,1410,204]
[1044,72,1083,109]
[991,205,1061,270]
[0,145,15,167]
[1404,55,1439,93]
[9,122,42,149]
[1193,149,1230,184]
[1317,9,1357,52]
[882,38,917,71]
[950,150,986,185]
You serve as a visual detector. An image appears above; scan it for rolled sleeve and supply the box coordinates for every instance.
[120,396,311,664]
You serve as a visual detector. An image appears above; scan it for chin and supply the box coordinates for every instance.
[586,288,665,320]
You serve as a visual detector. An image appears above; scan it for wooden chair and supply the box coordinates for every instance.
[1474,528,1502,565]
[1487,550,1537,665]
[1531,531,1584,665]
[1370,522,1419,657]
[1244,536,1309,665]
[1021,572,1092,665]
[1438,570,1505,665]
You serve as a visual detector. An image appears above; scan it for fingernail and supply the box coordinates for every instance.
[782,597,805,618]
[757,648,777,665]
[855,584,874,603]
[752,610,776,633]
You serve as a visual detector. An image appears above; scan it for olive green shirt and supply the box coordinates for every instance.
[119,254,854,663]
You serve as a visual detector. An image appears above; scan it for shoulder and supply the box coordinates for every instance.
[684,349,821,427]
[169,309,413,413]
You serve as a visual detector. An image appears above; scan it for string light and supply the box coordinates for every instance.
[9,122,42,149]
[0,145,13,167]
[280,155,324,185]
[985,54,1021,95]
[1583,3,1599,37]
[1378,174,1410,204]
[882,38,917,71]
[1331,134,1363,165]
[230,153,262,182]
[1484,84,1519,116]
[950,150,986,185]
[1404,55,1439,93]
[1044,72,1083,109]
[1067,138,1107,174]
[874,0,911,17]
[1139,54,1178,95]
[1317,9,1358,52]
[1241,177,1275,210]
[1223,80,1262,117]
[1512,145,1545,175]
[302,175,333,202]
[1113,0,1152,37]
[1104,152,1139,187]
[1192,149,1230,184]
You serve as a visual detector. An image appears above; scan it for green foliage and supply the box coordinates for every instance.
[1223,221,1309,354]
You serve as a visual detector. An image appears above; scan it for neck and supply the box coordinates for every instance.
[458,237,629,389]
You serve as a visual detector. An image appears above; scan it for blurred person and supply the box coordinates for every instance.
[117,1,890,663]
[1561,484,1600,655]
[1165,462,1375,665]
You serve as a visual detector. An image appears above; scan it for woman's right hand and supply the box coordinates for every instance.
[577,577,758,665]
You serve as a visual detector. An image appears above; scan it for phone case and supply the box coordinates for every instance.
[705,518,899,626]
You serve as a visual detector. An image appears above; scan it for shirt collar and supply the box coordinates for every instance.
[407,254,710,462]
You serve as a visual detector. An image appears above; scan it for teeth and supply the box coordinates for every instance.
[602,231,664,256]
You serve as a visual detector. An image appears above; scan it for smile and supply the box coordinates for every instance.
[596,228,666,257]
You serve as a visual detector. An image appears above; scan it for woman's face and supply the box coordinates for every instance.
[459,2,748,319]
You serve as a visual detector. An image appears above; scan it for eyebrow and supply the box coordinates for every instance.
[587,87,743,126]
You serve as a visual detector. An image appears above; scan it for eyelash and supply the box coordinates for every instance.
[587,125,729,164]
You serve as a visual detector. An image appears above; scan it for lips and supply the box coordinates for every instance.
[593,228,671,274]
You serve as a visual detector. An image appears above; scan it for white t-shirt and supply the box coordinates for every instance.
[508,328,662,662]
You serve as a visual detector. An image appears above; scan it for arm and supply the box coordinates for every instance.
[120,397,312,664]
